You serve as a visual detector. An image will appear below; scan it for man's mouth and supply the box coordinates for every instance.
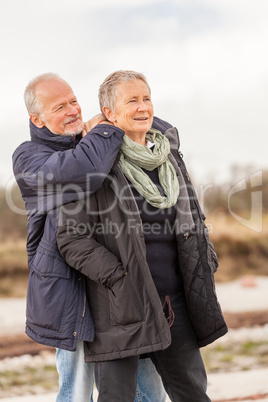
[64,116,80,126]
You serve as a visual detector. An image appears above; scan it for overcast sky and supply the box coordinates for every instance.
[0,0,267,188]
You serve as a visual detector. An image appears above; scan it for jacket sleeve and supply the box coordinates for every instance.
[12,124,124,196]
[56,200,127,287]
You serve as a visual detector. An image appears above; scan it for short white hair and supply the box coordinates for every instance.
[24,72,65,115]
[98,70,151,112]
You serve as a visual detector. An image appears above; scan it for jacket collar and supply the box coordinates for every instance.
[29,119,82,151]
[164,127,180,152]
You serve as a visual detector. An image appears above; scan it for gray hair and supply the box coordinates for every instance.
[24,72,65,116]
[98,70,151,112]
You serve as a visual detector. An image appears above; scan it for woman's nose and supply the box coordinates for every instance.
[137,101,148,111]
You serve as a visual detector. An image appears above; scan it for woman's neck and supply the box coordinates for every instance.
[125,132,146,145]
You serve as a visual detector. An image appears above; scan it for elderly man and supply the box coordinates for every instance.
[12,73,167,402]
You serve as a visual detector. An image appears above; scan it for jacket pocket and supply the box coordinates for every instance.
[30,241,71,279]
[27,249,70,331]
[109,273,144,326]
[177,231,201,277]
[207,239,219,273]
[203,226,219,274]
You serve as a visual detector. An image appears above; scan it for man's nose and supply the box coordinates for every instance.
[66,103,79,115]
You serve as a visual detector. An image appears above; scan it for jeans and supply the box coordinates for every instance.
[136,358,166,402]
[56,341,166,401]
[56,340,94,402]
[95,293,212,402]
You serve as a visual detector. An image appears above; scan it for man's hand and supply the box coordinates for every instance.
[82,113,114,137]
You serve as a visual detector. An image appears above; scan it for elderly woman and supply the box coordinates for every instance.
[57,70,227,401]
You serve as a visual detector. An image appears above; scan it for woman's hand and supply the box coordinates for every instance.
[82,113,114,137]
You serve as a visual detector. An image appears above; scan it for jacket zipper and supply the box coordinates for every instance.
[82,277,86,318]
[174,149,214,276]
[172,150,204,222]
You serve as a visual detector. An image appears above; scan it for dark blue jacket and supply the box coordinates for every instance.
[12,117,170,351]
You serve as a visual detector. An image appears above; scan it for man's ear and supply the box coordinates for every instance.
[102,106,116,123]
[30,114,45,128]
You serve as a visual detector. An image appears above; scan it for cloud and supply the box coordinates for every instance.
[0,0,267,186]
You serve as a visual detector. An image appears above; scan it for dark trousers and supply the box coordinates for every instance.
[95,293,211,402]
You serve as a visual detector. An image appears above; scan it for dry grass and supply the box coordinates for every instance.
[0,241,28,297]
[0,241,27,271]
[206,213,268,282]
[206,212,268,240]
[0,213,267,295]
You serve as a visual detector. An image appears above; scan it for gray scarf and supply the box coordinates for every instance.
[119,128,180,209]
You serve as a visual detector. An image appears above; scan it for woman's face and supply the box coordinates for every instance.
[108,79,154,140]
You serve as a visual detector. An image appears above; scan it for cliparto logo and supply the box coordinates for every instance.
[228,170,263,232]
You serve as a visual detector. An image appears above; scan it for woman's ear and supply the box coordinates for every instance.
[102,106,116,123]
[30,114,45,128]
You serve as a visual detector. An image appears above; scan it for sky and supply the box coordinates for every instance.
[0,0,267,188]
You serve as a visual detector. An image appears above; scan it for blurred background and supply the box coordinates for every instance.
[0,0,268,400]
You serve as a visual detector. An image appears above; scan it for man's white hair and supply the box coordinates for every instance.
[24,72,65,116]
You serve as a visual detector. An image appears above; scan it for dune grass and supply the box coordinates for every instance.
[0,214,267,296]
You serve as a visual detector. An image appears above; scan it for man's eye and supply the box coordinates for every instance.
[72,100,77,104]
[57,106,64,111]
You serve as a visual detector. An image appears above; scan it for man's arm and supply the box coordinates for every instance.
[12,123,124,196]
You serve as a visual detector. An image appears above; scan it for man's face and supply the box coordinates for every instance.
[33,79,84,136]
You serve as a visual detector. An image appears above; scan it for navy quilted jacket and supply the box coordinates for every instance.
[12,120,124,350]
[12,117,170,351]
